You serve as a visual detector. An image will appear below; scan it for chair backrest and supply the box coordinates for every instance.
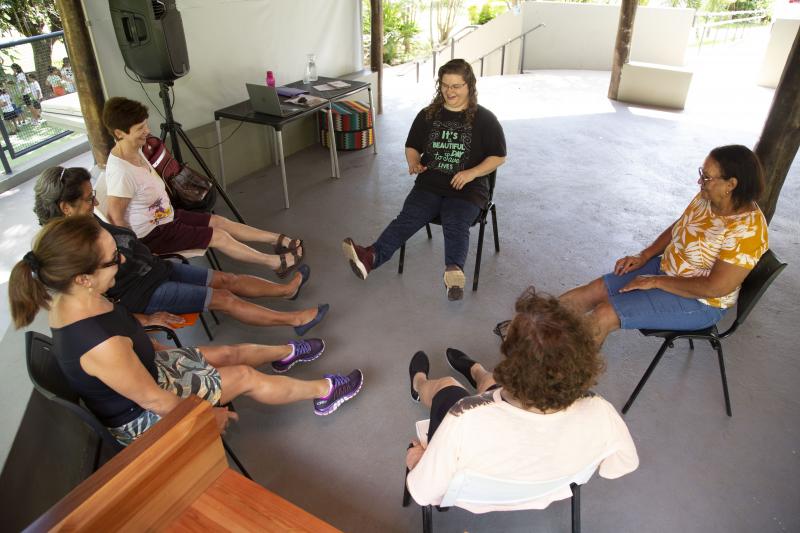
[25,331,123,453]
[486,170,497,202]
[440,460,600,510]
[732,249,787,327]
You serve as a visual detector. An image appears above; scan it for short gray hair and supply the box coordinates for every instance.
[33,167,91,226]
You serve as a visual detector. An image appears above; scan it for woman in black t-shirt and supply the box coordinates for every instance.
[9,217,364,445]
[342,59,506,300]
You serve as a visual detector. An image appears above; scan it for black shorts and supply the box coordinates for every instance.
[22,94,32,106]
[427,384,500,442]
[2,110,18,121]
[428,386,470,442]
[32,100,41,110]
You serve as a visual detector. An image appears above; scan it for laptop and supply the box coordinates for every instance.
[246,84,305,117]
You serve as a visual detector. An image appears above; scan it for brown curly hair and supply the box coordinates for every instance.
[425,58,478,125]
[493,287,605,412]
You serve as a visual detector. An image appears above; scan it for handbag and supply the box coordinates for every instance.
[142,136,216,211]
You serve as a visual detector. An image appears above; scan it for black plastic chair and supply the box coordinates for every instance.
[24,331,250,478]
[398,170,499,291]
[622,249,787,417]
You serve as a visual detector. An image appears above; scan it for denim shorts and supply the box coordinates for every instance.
[602,256,727,330]
[144,261,213,314]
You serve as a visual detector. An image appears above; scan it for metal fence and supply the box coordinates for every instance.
[692,9,769,52]
[1,31,74,174]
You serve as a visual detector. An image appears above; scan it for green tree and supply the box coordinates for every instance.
[0,0,62,85]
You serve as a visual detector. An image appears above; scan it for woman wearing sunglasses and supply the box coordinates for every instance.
[9,216,364,445]
[342,58,506,301]
[33,166,328,336]
[553,145,768,347]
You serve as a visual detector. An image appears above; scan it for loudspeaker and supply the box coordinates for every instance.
[109,0,190,82]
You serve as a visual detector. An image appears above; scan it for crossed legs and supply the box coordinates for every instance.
[559,277,620,346]
[208,214,302,270]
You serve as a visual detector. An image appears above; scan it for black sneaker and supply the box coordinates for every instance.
[409,351,430,402]
[446,347,478,389]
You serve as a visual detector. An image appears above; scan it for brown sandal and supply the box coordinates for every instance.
[274,234,304,256]
[274,253,300,279]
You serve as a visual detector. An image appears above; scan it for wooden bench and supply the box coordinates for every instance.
[25,396,340,532]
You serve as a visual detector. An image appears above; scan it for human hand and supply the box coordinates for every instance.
[614,254,647,275]
[450,169,477,190]
[620,275,660,293]
[406,439,426,470]
[147,312,186,328]
[408,161,428,175]
[213,407,239,435]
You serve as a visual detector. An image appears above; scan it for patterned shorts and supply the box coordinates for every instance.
[108,347,222,446]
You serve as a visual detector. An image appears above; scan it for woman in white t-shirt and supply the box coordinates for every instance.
[102,96,305,280]
[11,63,40,122]
[406,287,639,512]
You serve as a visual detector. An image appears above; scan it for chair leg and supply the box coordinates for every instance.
[403,469,412,507]
[399,244,405,274]
[92,438,103,472]
[571,483,581,533]
[712,340,732,417]
[473,219,486,291]
[199,313,214,341]
[222,437,253,480]
[422,505,433,533]
[491,204,499,252]
[622,338,673,414]
[425,223,432,239]
[208,309,220,325]
[688,339,694,350]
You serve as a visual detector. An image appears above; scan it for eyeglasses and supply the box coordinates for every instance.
[84,190,97,204]
[698,167,725,183]
[98,248,122,269]
[440,82,466,91]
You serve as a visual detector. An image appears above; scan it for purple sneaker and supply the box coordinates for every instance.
[271,339,326,373]
[313,370,364,416]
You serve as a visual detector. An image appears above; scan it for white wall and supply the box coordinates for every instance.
[521,2,694,70]
[448,9,525,76]
[82,0,361,183]
[758,18,800,88]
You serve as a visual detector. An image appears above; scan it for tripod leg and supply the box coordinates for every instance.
[214,119,226,190]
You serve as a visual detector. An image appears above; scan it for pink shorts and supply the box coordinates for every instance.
[141,209,213,254]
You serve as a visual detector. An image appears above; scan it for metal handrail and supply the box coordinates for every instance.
[415,22,545,82]
[471,23,545,77]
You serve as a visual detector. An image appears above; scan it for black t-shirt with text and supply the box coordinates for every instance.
[405,104,506,206]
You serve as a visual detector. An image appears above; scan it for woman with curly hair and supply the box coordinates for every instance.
[342,58,506,300]
[405,287,638,511]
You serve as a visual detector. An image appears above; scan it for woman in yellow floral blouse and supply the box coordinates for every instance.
[560,145,768,346]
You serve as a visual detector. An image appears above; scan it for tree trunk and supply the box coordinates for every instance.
[608,0,638,100]
[755,29,800,224]
[55,0,114,166]
[370,0,384,115]
[30,39,54,96]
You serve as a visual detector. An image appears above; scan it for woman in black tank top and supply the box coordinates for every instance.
[9,216,364,445]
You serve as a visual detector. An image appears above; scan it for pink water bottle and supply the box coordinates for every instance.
[266,70,275,87]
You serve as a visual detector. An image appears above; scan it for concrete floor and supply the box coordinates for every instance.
[2,62,799,531]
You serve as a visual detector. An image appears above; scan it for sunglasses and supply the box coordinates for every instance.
[98,248,122,269]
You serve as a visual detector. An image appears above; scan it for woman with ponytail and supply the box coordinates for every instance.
[9,216,364,444]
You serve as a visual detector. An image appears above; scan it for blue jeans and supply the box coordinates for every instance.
[372,188,481,270]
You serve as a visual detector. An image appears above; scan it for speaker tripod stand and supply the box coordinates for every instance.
[157,81,245,224]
